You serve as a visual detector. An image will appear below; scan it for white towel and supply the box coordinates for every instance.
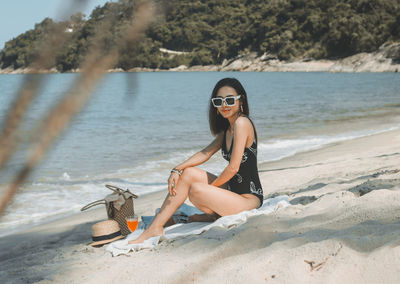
[106,195,290,257]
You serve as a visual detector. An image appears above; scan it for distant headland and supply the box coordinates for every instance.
[0,0,399,73]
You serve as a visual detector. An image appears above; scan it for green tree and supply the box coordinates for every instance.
[1,0,399,70]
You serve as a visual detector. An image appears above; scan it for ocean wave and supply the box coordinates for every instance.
[257,125,400,163]
[0,180,166,237]
[1,125,399,237]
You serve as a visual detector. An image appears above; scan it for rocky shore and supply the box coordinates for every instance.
[1,42,399,74]
[171,42,400,73]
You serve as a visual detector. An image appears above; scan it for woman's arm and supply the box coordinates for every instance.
[173,132,224,171]
[168,133,224,195]
[211,117,251,187]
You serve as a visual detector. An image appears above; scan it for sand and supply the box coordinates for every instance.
[1,128,400,283]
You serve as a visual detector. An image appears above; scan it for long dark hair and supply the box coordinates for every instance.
[208,78,250,136]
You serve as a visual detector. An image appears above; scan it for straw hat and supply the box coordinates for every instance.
[90,220,124,247]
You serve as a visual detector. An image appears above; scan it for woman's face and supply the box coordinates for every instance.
[215,86,241,119]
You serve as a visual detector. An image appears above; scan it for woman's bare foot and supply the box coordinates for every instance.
[128,226,164,244]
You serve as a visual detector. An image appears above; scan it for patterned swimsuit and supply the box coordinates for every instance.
[221,118,264,207]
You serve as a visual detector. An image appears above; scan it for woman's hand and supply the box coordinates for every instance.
[168,172,180,196]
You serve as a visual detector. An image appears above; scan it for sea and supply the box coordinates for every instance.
[0,72,399,236]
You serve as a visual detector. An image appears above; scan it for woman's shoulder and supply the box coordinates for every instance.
[234,116,256,144]
[234,115,252,129]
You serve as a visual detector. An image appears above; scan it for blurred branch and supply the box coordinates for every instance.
[0,0,91,174]
[0,27,69,173]
[0,1,155,215]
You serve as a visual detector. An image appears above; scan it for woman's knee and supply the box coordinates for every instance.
[180,167,204,184]
[188,182,204,201]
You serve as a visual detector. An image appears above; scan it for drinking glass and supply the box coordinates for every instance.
[126,214,139,232]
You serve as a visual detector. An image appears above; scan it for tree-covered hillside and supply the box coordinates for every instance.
[1,0,399,71]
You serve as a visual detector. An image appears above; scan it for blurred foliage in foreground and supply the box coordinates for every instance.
[0,0,399,71]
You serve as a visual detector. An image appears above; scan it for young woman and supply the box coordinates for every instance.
[129,78,263,244]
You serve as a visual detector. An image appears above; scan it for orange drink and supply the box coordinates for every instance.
[126,215,139,232]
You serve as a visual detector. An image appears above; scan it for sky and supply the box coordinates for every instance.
[0,0,114,49]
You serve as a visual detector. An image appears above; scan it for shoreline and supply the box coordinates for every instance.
[1,127,400,283]
[0,189,167,239]
[1,43,399,74]
[2,122,399,237]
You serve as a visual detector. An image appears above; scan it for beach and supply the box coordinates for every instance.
[2,71,399,235]
[1,127,399,283]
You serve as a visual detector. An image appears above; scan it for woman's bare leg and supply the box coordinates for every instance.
[188,182,261,216]
[128,167,219,244]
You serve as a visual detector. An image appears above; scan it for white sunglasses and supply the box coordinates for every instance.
[211,95,241,107]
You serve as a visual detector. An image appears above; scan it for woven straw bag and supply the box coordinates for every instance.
[81,184,138,236]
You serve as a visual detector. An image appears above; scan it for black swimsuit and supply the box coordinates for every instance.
[221,118,264,207]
